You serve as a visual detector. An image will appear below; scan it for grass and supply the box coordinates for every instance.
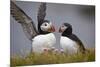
[10,48,95,66]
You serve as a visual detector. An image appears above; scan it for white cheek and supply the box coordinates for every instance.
[41,26,45,31]
[41,26,47,31]
[61,26,67,30]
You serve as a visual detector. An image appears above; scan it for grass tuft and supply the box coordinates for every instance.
[10,48,95,66]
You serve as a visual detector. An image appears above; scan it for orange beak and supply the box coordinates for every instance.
[59,27,64,33]
[59,27,62,33]
[51,25,55,32]
[48,25,55,32]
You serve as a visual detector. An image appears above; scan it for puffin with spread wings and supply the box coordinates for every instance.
[11,1,56,53]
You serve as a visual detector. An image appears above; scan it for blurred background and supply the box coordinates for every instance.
[10,1,95,56]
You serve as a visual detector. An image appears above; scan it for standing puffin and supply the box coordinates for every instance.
[11,1,56,53]
[59,23,85,54]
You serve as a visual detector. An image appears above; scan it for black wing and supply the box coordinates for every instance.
[11,1,38,40]
[70,34,86,53]
[37,3,46,25]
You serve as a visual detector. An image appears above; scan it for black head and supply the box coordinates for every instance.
[38,20,55,34]
[59,23,72,36]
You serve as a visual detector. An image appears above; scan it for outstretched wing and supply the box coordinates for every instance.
[37,3,46,25]
[11,1,38,40]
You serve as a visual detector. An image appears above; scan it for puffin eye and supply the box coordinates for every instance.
[44,23,47,26]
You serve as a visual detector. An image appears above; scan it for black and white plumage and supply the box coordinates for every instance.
[59,23,85,54]
[11,1,56,53]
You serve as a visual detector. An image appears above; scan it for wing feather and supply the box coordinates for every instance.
[11,1,38,40]
[37,3,46,25]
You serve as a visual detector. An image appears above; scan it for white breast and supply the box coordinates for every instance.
[60,36,79,54]
[32,33,56,53]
